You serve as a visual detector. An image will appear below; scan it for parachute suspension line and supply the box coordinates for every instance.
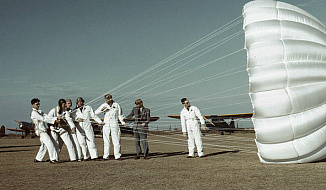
[120,64,245,110]
[201,101,250,111]
[193,83,248,101]
[204,133,254,141]
[298,0,326,7]
[113,23,243,99]
[117,47,244,108]
[146,93,250,119]
[121,136,255,153]
[85,16,243,107]
[149,92,248,111]
[120,130,256,153]
[117,30,244,103]
[142,69,245,102]
[192,92,249,104]
[133,49,244,100]
[149,83,248,115]
[152,100,250,119]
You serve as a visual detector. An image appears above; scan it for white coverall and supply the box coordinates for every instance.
[73,105,102,159]
[95,102,125,159]
[48,107,77,161]
[68,109,82,161]
[180,106,205,157]
[31,108,58,162]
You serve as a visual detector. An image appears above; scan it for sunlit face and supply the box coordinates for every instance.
[76,100,84,107]
[32,102,40,109]
[66,101,72,109]
[105,98,112,104]
[136,102,143,108]
[60,102,66,110]
[183,100,190,108]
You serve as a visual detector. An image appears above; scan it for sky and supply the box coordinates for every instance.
[1,0,326,132]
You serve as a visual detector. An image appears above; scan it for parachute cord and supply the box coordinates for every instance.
[297,0,326,7]
[115,27,243,102]
[149,92,248,110]
[117,30,244,103]
[120,130,256,153]
[149,85,249,115]
[84,16,243,107]
[119,48,244,108]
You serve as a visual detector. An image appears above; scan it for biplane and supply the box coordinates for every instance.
[5,120,36,138]
[168,113,253,135]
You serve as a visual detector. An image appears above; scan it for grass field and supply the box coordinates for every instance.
[1,131,326,190]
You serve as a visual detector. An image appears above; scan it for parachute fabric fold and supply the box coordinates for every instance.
[243,0,326,163]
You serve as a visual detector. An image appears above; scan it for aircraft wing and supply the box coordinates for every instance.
[15,120,34,127]
[124,117,160,122]
[6,128,35,132]
[90,117,160,123]
[168,113,252,120]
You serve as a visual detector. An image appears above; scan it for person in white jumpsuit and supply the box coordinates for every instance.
[30,98,59,164]
[48,99,77,161]
[180,98,206,158]
[73,97,103,161]
[66,99,82,161]
[95,94,125,160]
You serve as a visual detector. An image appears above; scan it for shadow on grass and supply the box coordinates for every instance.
[203,150,240,157]
[58,150,241,162]
[0,145,39,149]
[116,151,188,160]
[0,145,40,153]
[0,150,31,153]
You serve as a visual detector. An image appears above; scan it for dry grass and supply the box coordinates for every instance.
[1,132,326,190]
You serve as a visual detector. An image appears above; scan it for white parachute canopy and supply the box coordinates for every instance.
[243,0,326,163]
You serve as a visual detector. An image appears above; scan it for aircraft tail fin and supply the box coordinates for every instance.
[0,125,5,137]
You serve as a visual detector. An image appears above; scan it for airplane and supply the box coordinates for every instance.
[10,116,160,138]
[168,113,254,135]
[5,120,36,138]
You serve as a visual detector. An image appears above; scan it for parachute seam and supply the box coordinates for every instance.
[250,80,326,94]
[253,95,326,121]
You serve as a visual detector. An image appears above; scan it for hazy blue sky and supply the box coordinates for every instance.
[1,0,326,131]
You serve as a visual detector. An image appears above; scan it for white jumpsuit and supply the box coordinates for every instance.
[73,105,102,160]
[68,109,82,161]
[31,108,58,162]
[95,102,125,159]
[48,107,77,161]
[180,106,205,157]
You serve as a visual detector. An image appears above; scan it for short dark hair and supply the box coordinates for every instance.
[104,94,112,99]
[76,97,85,103]
[181,98,187,104]
[135,99,143,105]
[31,98,40,105]
[58,99,66,106]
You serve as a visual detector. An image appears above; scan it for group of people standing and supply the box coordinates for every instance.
[30,95,207,164]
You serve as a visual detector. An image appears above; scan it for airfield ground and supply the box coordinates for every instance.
[1,131,326,190]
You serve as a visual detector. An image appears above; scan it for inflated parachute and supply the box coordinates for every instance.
[243,0,326,163]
